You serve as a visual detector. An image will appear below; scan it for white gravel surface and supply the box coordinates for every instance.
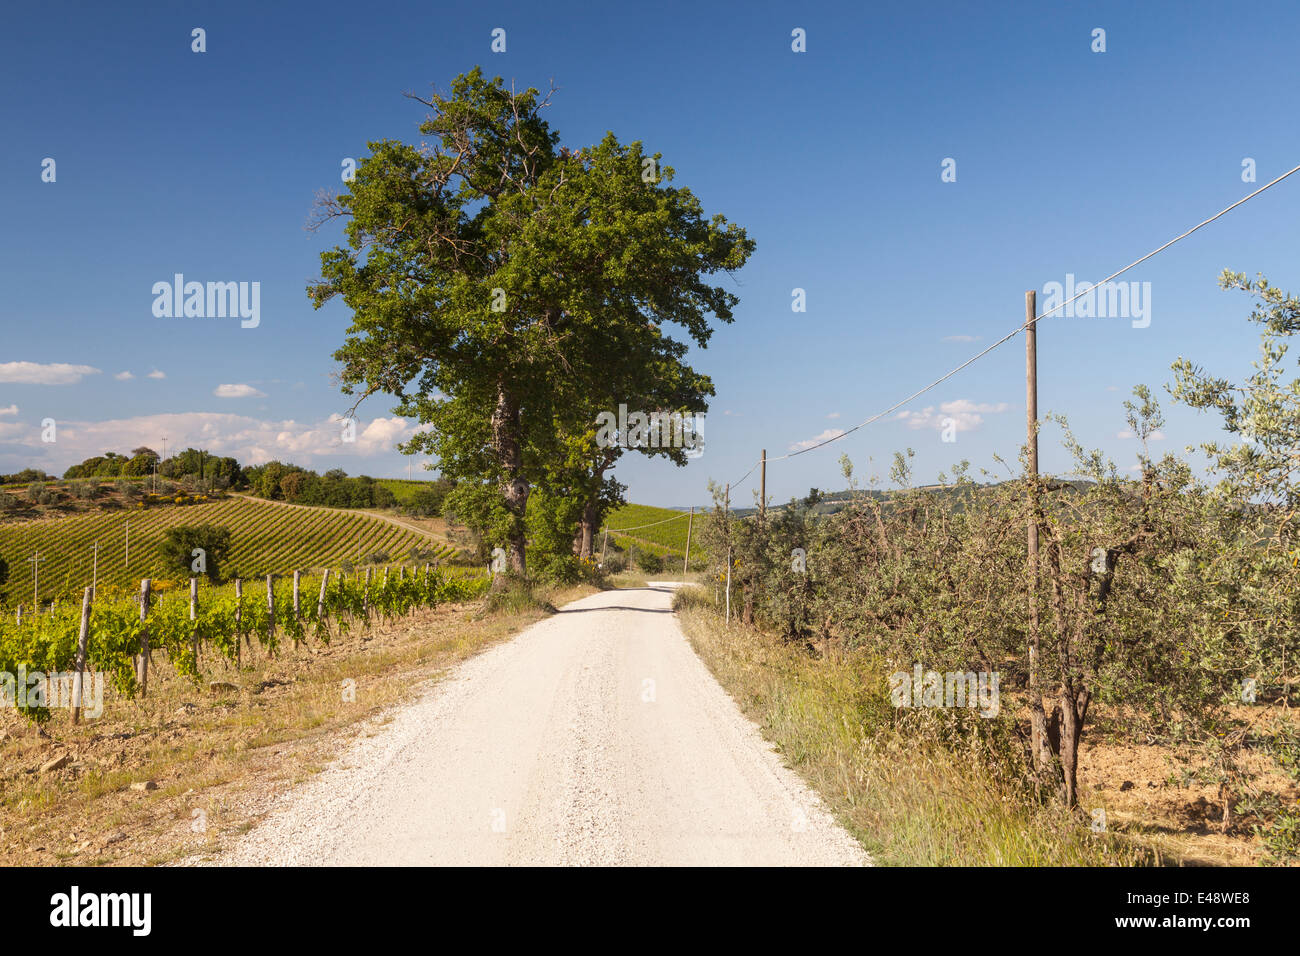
[218,583,869,866]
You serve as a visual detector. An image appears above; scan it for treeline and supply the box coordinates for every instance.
[48,448,442,514]
[243,462,397,509]
[62,446,241,488]
[0,468,57,485]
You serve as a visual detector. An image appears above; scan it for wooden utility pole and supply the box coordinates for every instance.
[724,482,732,624]
[1025,289,1049,780]
[91,541,99,591]
[682,507,694,578]
[759,449,767,521]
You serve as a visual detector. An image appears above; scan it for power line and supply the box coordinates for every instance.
[605,511,690,534]
[723,162,1300,493]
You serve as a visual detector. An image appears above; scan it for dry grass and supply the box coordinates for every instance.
[674,588,1159,866]
[0,582,596,866]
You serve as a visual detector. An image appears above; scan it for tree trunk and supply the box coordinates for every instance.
[1057,690,1082,808]
[492,383,528,580]
[577,500,598,560]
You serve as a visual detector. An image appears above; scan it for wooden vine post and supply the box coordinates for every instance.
[266,574,276,648]
[189,577,200,667]
[316,569,331,631]
[292,570,302,650]
[234,578,243,668]
[137,578,152,697]
[71,586,92,724]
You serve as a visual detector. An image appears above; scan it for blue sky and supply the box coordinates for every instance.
[3,0,1298,507]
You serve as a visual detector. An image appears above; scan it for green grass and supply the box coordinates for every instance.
[603,503,705,560]
[376,478,438,504]
[0,496,457,605]
[673,588,1155,866]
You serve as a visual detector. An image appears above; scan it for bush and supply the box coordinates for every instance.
[483,576,552,615]
[406,480,453,517]
[599,550,629,574]
[159,524,232,583]
[634,551,664,574]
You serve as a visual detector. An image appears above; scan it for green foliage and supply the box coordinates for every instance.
[1172,271,1300,511]
[0,568,490,722]
[244,462,396,508]
[310,67,753,576]
[158,525,232,583]
[698,375,1299,819]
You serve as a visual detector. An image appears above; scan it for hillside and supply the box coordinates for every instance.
[0,495,457,605]
[603,503,705,562]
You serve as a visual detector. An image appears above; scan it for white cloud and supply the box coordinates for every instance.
[942,334,981,343]
[790,428,845,451]
[940,399,1010,415]
[147,369,166,379]
[0,361,100,385]
[1117,429,1165,440]
[896,399,1011,433]
[0,404,17,416]
[114,371,135,381]
[0,412,422,473]
[827,412,841,419]
[214,383,266,399]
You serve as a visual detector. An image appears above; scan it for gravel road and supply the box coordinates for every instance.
[220,583,869,866]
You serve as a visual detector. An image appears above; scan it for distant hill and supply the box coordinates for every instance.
[0,495,457,606]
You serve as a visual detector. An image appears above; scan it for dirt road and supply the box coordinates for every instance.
[220,584,869,866]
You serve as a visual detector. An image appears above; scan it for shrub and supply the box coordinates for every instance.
[159,524,232,583]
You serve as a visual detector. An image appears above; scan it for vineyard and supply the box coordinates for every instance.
[0,565,490,723]
[0,496,459,606]
[602,503,704,562]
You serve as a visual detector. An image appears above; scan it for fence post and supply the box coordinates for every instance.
[316,569,330,626]
[189,577,199,667]
[266,574,276,647]
[138,579,151,697]
[682,507,694,579]
[292,570,302,650]
[363,567,372,615]
[234,577,243,668]
[725,546,732,625]
[71,587,92,724]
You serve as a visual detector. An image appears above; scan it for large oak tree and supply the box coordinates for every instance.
[309,69,752,576]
